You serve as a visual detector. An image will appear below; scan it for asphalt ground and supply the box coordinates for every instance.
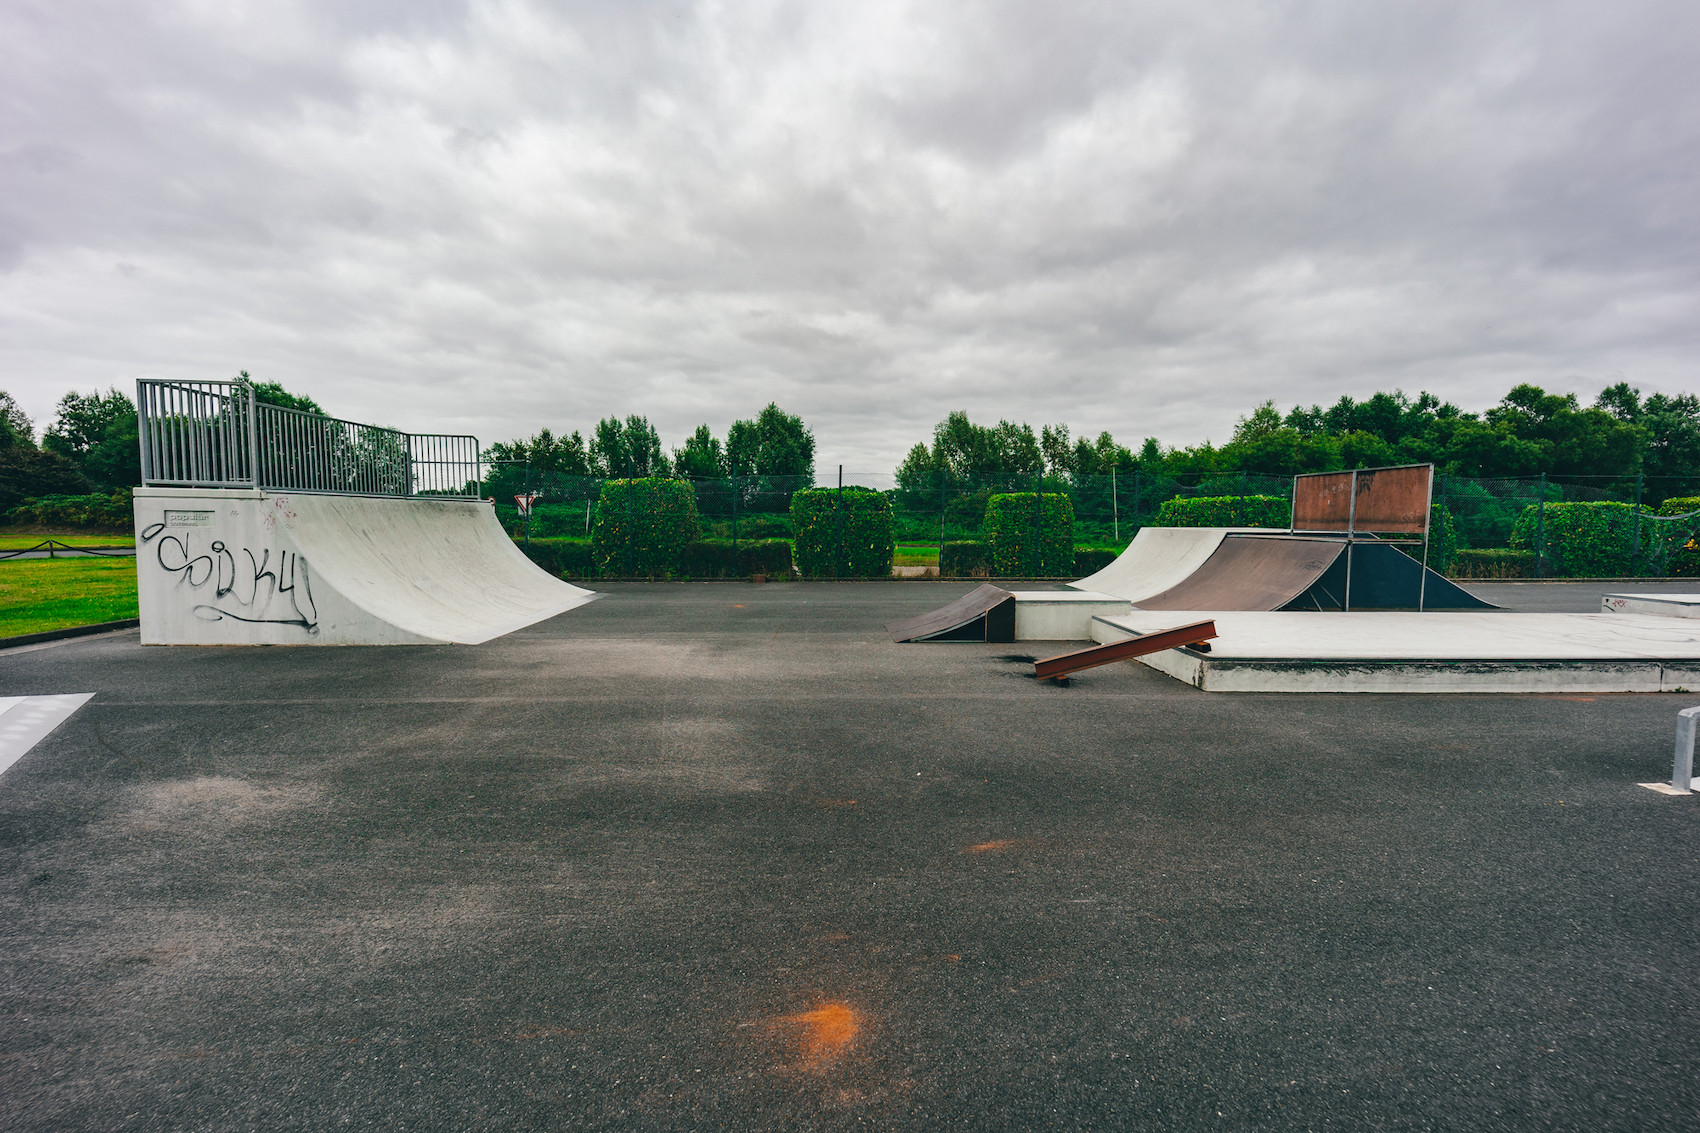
[3,581,1700,1132]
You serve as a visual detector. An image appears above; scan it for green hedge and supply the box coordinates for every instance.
[1073,548,1119,576]
[519,538,596,579]
[1153,495,1288,527]
[5,489,134,529]
[1449,549,1536,579]
[678,539,793,578]
[591,478,700,577]
[940,541,990,577]
[1509,501,1659,577]
[791,487,894,578]
[984,493,1074,576]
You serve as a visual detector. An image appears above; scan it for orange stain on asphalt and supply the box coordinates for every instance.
[778,1003,862,1064]
[965,839,1015,853]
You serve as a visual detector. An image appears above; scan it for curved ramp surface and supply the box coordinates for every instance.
[1069,527,1263,603]
[1134,536,1344,611]
[135,488,595,645]
[887,584,1016,642]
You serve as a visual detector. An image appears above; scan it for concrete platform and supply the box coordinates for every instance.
[1009,590,1130,640]
[1602,592,1700,618]
[1090,610,1700,693]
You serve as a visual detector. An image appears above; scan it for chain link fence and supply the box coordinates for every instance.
[484,461,1700,580]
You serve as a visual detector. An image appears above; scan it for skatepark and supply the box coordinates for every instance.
[5,388,1700,1129]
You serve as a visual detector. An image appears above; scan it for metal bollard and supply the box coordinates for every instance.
[1674,707,1700,792]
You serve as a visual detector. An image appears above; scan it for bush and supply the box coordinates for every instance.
[5,489,133,530]
[984,493,1074,576]
[940,541,990,577]
[677,539,794,579]
[791,487,894,578]
[1153,495,1288,528]
[1073,548,1119,576]
[519,538,596,579]
[1449,549,1537,579]
[1510,501,1658,577]
[591,478,700,577]
[1392,505,1460,574]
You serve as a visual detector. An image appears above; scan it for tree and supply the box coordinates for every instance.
[0,390,31,445]
[726,404,814,480]
[589,415,670,478]
[1040,424,1074,475]
[42,387,141,490]
[672,424,728,480]
[237,371,325,415]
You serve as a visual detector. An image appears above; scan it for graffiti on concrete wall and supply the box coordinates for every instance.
[140,518,319,632]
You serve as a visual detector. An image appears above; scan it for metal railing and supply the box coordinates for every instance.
[138,379,480,498]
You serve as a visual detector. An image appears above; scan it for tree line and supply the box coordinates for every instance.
[895,382,1700,497]
[487,403,816,482]
[5,375,1699,519]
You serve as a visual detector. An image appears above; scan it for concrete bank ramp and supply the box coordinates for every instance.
[135,488,596,645]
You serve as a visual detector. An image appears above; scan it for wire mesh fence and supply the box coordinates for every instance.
[485,462,1700,580]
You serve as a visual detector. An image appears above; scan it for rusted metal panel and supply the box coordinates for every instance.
[1292,464,1432,533]
[1132,536,1344,610]
[1033,619,1217,680]
[886,584,1017,642]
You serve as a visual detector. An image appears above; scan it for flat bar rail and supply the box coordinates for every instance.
[138,379,480,498]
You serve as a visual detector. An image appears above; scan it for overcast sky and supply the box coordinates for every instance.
[4,0,1698,475]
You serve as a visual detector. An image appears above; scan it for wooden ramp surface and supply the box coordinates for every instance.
[887,584,1017,643]
[1133,537,1343,611]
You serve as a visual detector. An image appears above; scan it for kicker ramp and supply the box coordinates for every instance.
[887,584,1016,642]
[135,488,596,645]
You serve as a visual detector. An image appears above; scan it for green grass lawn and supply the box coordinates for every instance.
[894,542,940,566]
[0,558,139,637]
[0,532,135,549]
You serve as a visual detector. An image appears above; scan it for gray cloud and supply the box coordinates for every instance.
[2,0,1697,473]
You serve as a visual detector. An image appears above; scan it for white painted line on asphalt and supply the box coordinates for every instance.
[0,694,95,778]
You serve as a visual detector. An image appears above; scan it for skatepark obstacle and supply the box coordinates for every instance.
[887,584,1016,642]
[134,380,594,646]
[1033,619,1216,682]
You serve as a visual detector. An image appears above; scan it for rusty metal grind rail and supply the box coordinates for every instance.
[1033,619,1217,682]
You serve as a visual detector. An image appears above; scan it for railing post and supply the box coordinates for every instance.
[243,381,259,488]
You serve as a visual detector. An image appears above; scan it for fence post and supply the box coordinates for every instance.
[1133,470,1141,534]
[1537,473,1547,579]
[1030,473,1041,576]
[731,473,739,577]
[834,466,843,579]
[1112,467,1119,544]
[625,467,634,579]
[1239,470,1247,525]
[523,460,532,548]
[1632,472,1643,577]
[937,467,947,577]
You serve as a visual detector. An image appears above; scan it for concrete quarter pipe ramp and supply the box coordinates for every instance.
[135,488,596,645]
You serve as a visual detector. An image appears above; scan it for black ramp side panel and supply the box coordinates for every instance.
[1284,542,1498,610]
[887,584,1017,643]
[1133,537,1345,611]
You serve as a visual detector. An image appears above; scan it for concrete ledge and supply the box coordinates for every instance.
[0,619,140,650]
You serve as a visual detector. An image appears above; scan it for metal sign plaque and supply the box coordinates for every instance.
[1291,464,1432,534]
